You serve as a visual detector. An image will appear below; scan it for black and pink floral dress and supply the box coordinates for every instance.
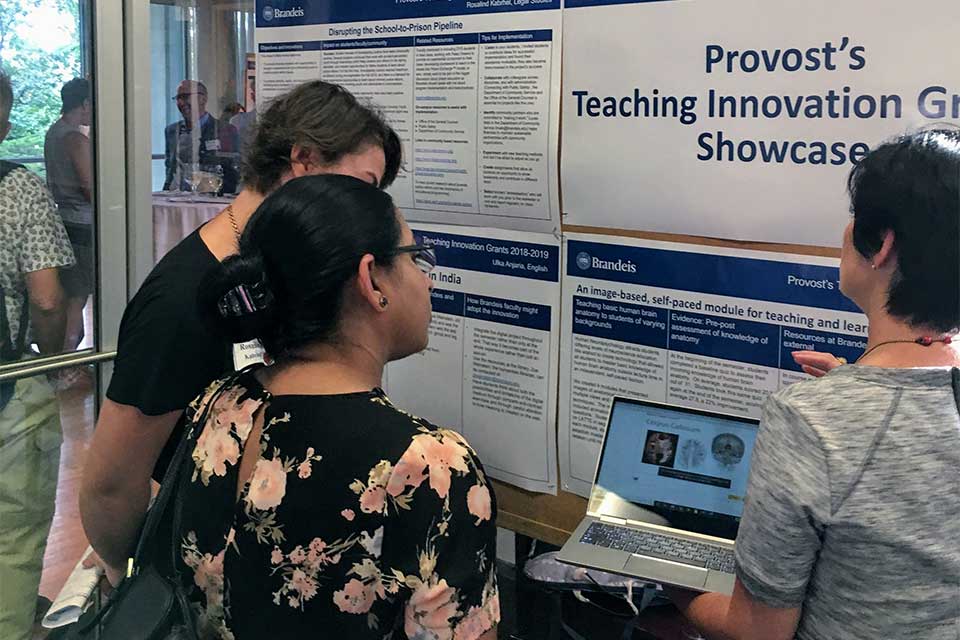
[174,369,499,640]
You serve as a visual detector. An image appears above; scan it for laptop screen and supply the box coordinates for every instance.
[589,397,759,540]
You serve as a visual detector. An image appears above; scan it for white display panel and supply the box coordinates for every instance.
[561,0,960,245]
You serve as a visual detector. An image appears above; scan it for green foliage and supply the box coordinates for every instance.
[0,0,81,163]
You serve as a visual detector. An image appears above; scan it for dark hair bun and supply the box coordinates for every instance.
[198,252,277,344]
[199,175,400,360]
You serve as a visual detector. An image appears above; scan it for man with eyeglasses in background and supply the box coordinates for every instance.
[162,79,236,193]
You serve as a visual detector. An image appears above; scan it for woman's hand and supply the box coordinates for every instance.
[791,350,846,378]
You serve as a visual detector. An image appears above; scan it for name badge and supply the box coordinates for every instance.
[233,340,267,370]
[205,139,222,151]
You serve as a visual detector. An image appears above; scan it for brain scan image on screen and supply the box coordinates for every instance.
[679,438,706,468]
[712,433,745,468]
[641,430,679,468]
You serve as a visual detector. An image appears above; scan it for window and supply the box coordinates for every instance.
[150,1,255,192]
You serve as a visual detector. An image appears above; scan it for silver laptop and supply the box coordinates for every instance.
[558,396,759,594]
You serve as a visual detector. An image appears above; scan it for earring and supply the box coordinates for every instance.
[379,296,389,308]
[871,263,877,270]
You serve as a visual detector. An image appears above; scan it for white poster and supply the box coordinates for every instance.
[255,1,563,234]
[384,224,562,494]
[559,233,867,497]
[561,0,960,246]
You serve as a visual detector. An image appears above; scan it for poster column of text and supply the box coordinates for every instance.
[386,225,561,493]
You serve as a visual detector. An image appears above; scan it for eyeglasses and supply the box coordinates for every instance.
[173,92,205,102]
[395,243,436,274]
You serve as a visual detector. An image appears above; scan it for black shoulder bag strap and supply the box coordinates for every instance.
[952,368,959,413]
[139,364,261,566]
[0,288,13,412]
[0,160,23,180]
[75,370,251,639]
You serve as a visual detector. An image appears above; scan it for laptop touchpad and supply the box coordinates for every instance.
[623,554,708,590]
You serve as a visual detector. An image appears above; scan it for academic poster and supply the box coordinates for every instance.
[255,0,563,233]
[559,233,867,496]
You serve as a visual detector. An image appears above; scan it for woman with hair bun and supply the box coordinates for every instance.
[174,174,499,639]
[82,81,403,587]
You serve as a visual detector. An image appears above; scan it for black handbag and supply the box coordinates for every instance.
[69,374,239,640]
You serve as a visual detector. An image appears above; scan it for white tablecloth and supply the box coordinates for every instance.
[152,193,231,263]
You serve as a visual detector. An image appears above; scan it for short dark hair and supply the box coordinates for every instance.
[201,174,402,359]
[61,78,90,114]
[0,70,12,125]
[847,128,960,333]
[221,102,244,120]
[241,81,402,193]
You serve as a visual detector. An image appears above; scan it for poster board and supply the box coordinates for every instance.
[497,0,957,539]
[248,0,959,543]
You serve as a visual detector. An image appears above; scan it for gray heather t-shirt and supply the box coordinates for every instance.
[735,365,959,639]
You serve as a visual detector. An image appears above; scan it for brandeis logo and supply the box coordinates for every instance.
[261,5,305,22]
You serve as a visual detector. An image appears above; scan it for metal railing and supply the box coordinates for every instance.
[5,154,165,164]
[0,350,116,382]
[5,155,44,165]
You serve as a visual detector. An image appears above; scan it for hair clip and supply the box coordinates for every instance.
[217,280,273,318]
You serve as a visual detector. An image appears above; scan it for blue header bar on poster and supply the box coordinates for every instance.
[668,310,780,368]
[258,41,324,52]
[565,0,677,8]
[256,0,560,28]
[570,295,867,369]
[479,29,553,43]
[431,289,466,316]
[323,36,416,50]
[571,296,668,348]
[259,31,553,55]
[415,33,479,47]
[567,239,858,313]
[465,293,552,331]
[779,327,866,372]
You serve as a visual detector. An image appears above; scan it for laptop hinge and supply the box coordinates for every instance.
[599,515,627,525]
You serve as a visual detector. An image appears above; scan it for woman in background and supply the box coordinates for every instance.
[218,102,244,156]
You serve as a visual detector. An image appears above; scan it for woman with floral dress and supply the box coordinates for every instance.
[174,174,499,639]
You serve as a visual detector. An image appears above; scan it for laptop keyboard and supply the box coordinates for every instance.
[580,521,736,573]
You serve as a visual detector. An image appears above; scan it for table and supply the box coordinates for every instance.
[152,193,231,263]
